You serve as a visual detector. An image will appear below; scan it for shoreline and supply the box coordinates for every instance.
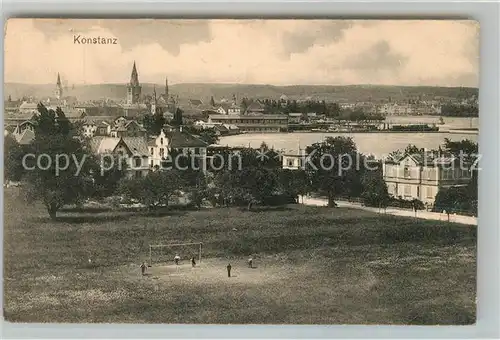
[233,129,478,135]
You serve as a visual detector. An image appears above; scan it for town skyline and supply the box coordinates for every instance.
[5,19,479,87]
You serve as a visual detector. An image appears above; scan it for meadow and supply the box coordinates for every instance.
[3,187,476,324]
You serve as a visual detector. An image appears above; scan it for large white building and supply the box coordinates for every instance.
[382,152,472,205]
[148,128,209,169]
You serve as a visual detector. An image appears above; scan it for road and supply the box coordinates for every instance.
[300,196,477,226]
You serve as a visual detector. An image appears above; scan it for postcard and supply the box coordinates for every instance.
[3,19,478,324]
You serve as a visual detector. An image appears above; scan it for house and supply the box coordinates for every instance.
[208,114,288,133]
[383,152,472,205]
[282,150,304,170]
[13,129,35,145]
[90,136,150,178]
[148,128,209,169]
[216,103,241,115]
[288,112,303,124]
[75,102,100,116]
[110,120,146,138]
[18,101,39,115]
[245,101,266,115]
[14,120,36,135]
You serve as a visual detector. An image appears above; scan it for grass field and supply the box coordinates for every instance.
[3,187,476,324]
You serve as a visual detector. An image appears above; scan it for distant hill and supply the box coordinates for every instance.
[4,82,478,103]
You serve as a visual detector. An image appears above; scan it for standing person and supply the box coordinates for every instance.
[140,262,147,276]
[174,254,180,266]
[248,256,253,268]
[191,257,196,267]
[227,263,232,277]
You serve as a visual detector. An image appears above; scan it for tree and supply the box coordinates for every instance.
[198,129,219,145]
[24,104,94,219]
[361,172,390,208]
[443,138,478,163]
[172,108,183,126]
[277,169,310,202]
[118,171,183,209]
[142,112,165,136]
[305,136,360,207]
[4,135,27,182]
[89,154,128,199]
[433,186,473,215]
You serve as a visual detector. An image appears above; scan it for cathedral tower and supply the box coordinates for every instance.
[127,61,142,104]
[165,76,169,99]
[55,73,63,99]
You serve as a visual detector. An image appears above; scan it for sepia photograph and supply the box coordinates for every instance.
[3,19,479,324]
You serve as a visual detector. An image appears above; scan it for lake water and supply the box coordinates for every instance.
[220,116,478,159]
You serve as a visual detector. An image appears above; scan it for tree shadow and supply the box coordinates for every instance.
[60,206,113,214]
[35,213,133,224]
[136,210,188,218]
[241,206,295,213]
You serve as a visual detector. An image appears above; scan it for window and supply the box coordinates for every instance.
[160,138,163,145]
[150,148,154,156]
[426,186,434,198]
[404,185,411,197]
[135,171,142,179]
[287,159,294,167]
[417,186,420,198]
[426,168,433,180]
[134,157,142,167]
[404,166,411,178]
[461,169,469,178]
[160,148,164,157]
[194,148,199,155]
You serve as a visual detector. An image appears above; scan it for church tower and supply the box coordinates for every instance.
[165,76,169,99]
[55,73,63,99]
[151,85,157,114]
[127,61,142,104]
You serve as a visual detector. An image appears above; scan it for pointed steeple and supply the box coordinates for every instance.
[130,61,139,86]
[153,85,157,104]
[165,76,169,98]
[55,73,63,99]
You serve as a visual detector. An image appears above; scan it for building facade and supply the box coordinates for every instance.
[383,153,472,205]
[208,114,288,132]
[148,128,209,169]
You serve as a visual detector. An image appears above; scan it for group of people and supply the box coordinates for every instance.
[140,255,255,277]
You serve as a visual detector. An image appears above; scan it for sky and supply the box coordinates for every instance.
[4,19,479,87]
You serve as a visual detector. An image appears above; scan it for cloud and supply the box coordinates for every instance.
[344,40,408,72]
[281,20,353,57]
[4,19,479,87]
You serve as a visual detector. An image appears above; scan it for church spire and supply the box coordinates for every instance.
[165,76,169,99]
[130,61,139,86]
[126,61,142,104]
[55,73,63,99]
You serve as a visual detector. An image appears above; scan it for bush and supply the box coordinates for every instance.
[389,197,425,210]
[261,194,298,206]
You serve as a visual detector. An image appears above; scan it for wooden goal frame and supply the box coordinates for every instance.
[149,242,203,266]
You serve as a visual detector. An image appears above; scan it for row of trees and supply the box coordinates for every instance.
[440,103,478,117]
[4,104,479,219]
